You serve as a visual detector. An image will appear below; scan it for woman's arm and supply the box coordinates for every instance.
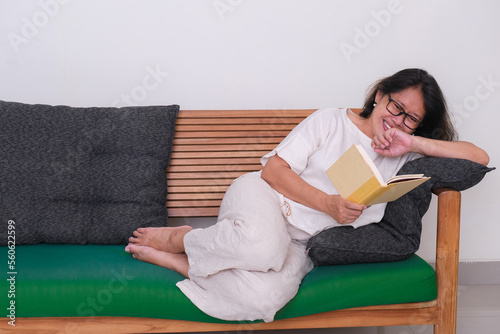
[261,154,366,224]
[412,137,490,165]
[372,128,490,166]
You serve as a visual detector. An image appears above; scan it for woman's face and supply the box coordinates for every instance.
[371,87,426,137]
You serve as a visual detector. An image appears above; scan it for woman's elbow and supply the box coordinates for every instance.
[477,149,490,166]
[261,154,289,185]
[261,164,272,183]
[468,144,490,166]
[261,156,276,185]
[459,142,490,166]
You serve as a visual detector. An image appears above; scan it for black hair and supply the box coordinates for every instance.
[360,68,457,141]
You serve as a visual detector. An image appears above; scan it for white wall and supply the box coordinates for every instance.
[1,0,499,262]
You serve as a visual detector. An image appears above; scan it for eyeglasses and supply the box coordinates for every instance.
[386,93,422,130]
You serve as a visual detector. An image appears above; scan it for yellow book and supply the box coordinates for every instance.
[326,144,430,206]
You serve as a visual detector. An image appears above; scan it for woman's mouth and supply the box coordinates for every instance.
[383,120,392,131]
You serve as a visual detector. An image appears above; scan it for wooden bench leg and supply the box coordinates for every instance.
[434,189,461,334]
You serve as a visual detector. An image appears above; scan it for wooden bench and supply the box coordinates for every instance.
[6,109,460,333]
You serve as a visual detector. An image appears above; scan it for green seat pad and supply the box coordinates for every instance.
[0,245,436,323]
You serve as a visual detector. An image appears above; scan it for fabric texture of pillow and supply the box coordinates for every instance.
[0,100,179,245]
[307,157,495,266]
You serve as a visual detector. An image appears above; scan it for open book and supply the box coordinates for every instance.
[326,144,430,206]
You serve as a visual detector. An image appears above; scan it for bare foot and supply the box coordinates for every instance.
[128,225,193,253]
[125,244,189,278]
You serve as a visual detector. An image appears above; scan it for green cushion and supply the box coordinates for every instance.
[0,245,436,323]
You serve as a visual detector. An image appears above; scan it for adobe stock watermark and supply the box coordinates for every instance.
[111,64,170,107]
[6,220,17,327]
[339,0,409,64]
[64,267,135,334]
[213,0,244,21]
[7,0,71,54]
[451,74,499,129]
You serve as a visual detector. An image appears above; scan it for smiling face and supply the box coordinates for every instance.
[370,87,426,137]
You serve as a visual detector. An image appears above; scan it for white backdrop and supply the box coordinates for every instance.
[1,0,499,262]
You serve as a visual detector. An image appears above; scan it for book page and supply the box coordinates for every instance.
[367,177,430,205]
[386,174,425,184]
[354,145,385,185]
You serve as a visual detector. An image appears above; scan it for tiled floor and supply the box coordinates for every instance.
[187,285,500,334]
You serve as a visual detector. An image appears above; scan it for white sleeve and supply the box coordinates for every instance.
[260,108,340,175]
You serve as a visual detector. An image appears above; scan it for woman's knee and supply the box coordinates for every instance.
[221,174,280,215]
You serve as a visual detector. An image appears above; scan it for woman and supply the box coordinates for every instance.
[125,69,489,322]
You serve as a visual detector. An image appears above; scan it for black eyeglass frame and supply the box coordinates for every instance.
[386,93,422,130]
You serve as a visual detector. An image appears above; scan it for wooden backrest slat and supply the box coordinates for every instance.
[172,144,277,152]
[167,171,244,180]
[168,200,223,208]
[167,189,229,200]
[169,158,261,166]
[169,185,229,193]
[174,131,293,139]
[176,109,316,118]
[171,151,267,159]
[176,124,297,132]
[169,178,233,186]
[168,208,220,217]
[175,117,306,126]
[166,109,318,217]
[167,164,261,173]
[173,137,283,145]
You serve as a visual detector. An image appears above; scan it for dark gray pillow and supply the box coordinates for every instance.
[402,157,495,192]
[307,157,494,265]
[381,157,495,245]
[0,100,179,245]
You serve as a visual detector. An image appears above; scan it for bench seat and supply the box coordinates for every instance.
[1,244,436,322]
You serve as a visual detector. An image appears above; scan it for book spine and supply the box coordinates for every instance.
[357,186,391,206]
[346,176,384,205]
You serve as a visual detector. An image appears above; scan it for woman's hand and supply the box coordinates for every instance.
[371,128,414,157]
[324,195,366,224]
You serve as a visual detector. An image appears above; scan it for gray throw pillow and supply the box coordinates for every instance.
[0,100,179,245]
[307,157,494,265]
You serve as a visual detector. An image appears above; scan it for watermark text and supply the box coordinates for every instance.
[6,220,16,327]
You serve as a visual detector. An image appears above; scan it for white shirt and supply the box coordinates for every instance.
[260,108,420,236]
